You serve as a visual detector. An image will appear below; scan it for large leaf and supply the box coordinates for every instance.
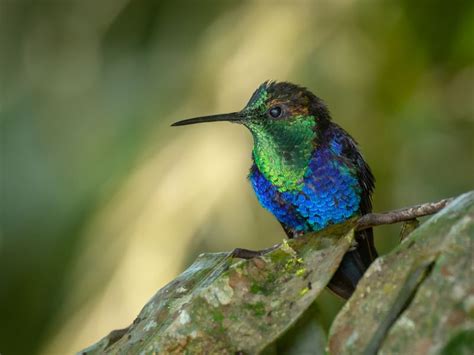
[81,222,355,354]
[328,191,474,354]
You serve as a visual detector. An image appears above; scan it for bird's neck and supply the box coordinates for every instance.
[251,119,316,192]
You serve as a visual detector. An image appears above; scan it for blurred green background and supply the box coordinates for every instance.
[1,0,473,354]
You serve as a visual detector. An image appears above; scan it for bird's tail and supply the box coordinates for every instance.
[328,227,378,300]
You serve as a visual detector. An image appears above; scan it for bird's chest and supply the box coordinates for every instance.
[249,153,361,232]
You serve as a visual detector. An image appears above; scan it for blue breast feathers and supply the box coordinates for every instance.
[249,145,361,233]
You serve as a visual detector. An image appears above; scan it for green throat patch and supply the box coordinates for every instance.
[247,116,316,192]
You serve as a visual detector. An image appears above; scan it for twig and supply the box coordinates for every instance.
[231,198,453,260]
[357,198,453,231]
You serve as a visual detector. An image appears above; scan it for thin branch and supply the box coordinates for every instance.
[231,198,453,260]
[357,198,453,231]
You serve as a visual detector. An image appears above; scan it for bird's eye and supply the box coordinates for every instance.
[268,106,282,118]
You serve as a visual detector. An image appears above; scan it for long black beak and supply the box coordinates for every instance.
[171,112,241,126]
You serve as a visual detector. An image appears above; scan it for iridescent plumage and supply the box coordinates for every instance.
[172,81,377,299]
[249,131,362,234]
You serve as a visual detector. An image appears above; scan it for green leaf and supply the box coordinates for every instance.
[328,192,474,354]
[81,222,355,354]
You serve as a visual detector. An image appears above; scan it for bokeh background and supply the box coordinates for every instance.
[1,0,473,354]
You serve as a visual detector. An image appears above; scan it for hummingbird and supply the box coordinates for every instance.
[172,81,377,299]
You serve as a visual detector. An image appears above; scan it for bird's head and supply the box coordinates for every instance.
[172,81,330,135]
[172,81,332,190]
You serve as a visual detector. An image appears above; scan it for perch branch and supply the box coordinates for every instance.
[231,198,453,260]
[356,198,453,231]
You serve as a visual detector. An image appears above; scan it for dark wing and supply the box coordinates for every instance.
[324,124,378,299]
[334,124,377,264]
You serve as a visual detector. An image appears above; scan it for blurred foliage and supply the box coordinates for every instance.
[0,0,473,354]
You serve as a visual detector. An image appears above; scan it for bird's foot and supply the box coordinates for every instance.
[230,244,281,260]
